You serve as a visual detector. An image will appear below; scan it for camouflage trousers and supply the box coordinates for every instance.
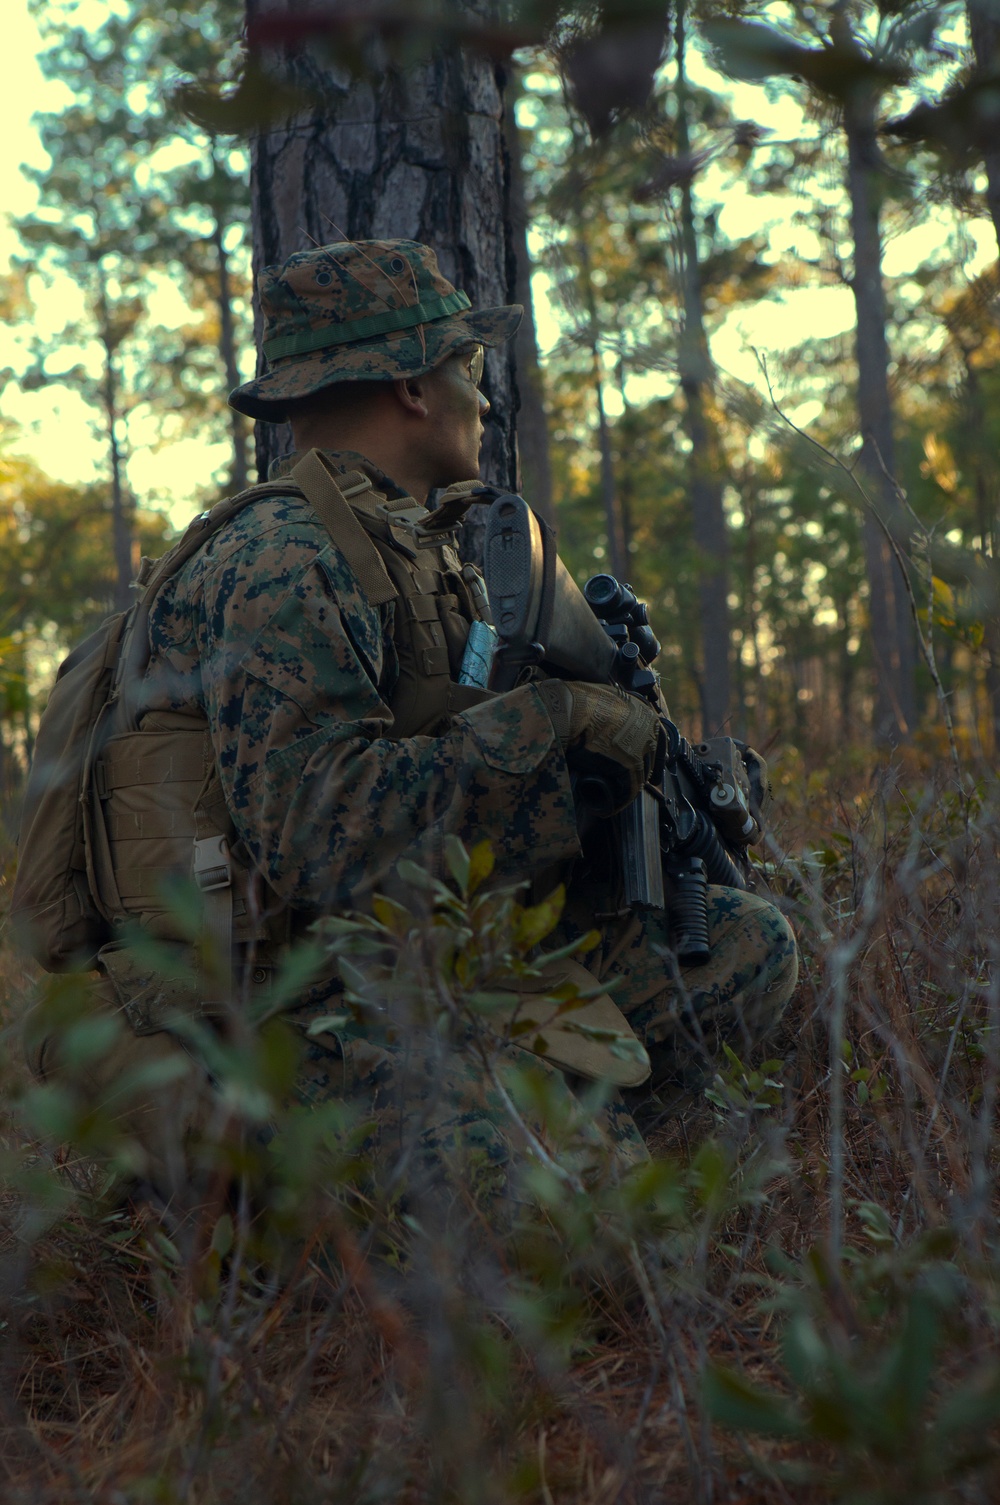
[293,887,799,1202]
[583,884,800,1090]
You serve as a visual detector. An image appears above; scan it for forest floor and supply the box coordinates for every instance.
[0,735,998,1504]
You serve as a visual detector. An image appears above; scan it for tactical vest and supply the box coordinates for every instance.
[86,450,494,1004]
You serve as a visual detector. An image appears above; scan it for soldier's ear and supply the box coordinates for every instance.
[392,374,430,419]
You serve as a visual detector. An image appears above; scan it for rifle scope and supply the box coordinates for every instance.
[584,575,661,666]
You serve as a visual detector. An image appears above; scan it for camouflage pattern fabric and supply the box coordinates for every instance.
[561,885,798,1093]
[229,240,522,422]
[292,1005,651,1218]
[144,451,581,920]
[141,447,798,1190]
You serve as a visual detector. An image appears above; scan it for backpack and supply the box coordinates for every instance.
[9,480,296,971]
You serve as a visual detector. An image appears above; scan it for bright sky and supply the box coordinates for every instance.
[2,3,997,532]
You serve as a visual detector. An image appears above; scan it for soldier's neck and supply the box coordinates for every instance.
[290,413,431,503]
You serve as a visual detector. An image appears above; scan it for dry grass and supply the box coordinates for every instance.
[0,743,999,1503]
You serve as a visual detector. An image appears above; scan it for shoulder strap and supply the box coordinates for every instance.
[291,449,396,608]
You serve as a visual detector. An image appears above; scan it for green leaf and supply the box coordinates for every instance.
[703,17,907,98]
[467,839,495,894]
[703,1363,801,1437]
[609,1035,649,1067]
[514,886,566,951]
[443,835,470,894]
[210,1213,233,1260]
[561,1020,626,1044]
[854,1201,894,1246]
[306,1013,352,1037]
[258,939,329,1016]
[59,1013,122,1069]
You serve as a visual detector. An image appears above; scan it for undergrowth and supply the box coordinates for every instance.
[0,740,999,1503]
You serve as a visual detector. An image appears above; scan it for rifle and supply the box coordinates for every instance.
[476,492,761,966]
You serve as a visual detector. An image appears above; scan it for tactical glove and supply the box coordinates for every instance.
[536,679,660,814]
[732,742,771,840]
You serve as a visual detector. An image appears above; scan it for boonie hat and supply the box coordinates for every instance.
[230,238,522,421]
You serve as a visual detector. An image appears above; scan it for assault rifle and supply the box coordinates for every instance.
[477,493,761,966]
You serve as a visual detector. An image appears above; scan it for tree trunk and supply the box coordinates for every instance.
[211,212,250,493]
[573,226,627,579]
[967,0,1000,255]
[593,353,626,580]
[675,0,731,737]
[742,480,764,744]
[97,272,133,613]
[614,355,635,560]
[843,88,917,743]
[961,347,1000,746]
[506,70,554,526]
[245,0,518,561]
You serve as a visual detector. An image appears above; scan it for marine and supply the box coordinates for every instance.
[25,240,798,1211]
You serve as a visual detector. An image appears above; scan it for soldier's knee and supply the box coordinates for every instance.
[752,907,798,1036]
[699,888,798,1031]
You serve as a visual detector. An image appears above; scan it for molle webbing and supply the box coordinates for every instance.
[290,450,395,607]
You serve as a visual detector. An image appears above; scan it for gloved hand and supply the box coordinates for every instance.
[536,679,660,814]
[738,743,772,837]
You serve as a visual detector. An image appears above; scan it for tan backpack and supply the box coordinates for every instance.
[10,479,297,971]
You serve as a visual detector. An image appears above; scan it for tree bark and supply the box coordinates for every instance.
[959,346,1000,745]
[97,270,133,613]
[245,0,518,562]
[675,0,731,737]
[967,0,1000,255]
[592,349,626,580]
[506,70,554,527]
[572,228,626,579]
[843,87,917,743]
[211,213,250,493]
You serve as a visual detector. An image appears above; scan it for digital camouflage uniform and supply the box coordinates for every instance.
[137,242,797,1196]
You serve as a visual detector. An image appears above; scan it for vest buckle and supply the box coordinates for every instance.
[193,834,232,892]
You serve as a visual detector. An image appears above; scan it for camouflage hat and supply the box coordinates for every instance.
[229,239,523,421]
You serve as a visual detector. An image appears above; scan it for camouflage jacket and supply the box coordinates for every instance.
[142,450,581,917]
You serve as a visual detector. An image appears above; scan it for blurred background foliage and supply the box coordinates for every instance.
[2,0,1000,770]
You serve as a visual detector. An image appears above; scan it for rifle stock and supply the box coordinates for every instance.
[484,494,617,691]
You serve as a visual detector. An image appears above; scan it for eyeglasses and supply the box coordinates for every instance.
[469,346,485,385]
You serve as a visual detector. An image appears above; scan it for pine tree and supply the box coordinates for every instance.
[16,14,164,609]
[242,0,520,519]
[703,0,953,742]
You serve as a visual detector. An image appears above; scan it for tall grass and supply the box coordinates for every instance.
[0,743,999,1504]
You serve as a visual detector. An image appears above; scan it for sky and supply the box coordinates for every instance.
[2,2,998,532]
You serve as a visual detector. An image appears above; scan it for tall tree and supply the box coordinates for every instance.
[967,0,1000,249]
[894,0,1000,256]
[524,53,778,734]
[705,1,943,742]
[672,0,732,734]
[240,0,520,512]
[507,65,556,526]
[16,16,161,609]
[137,0,253,493]
[19,0,257,582]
